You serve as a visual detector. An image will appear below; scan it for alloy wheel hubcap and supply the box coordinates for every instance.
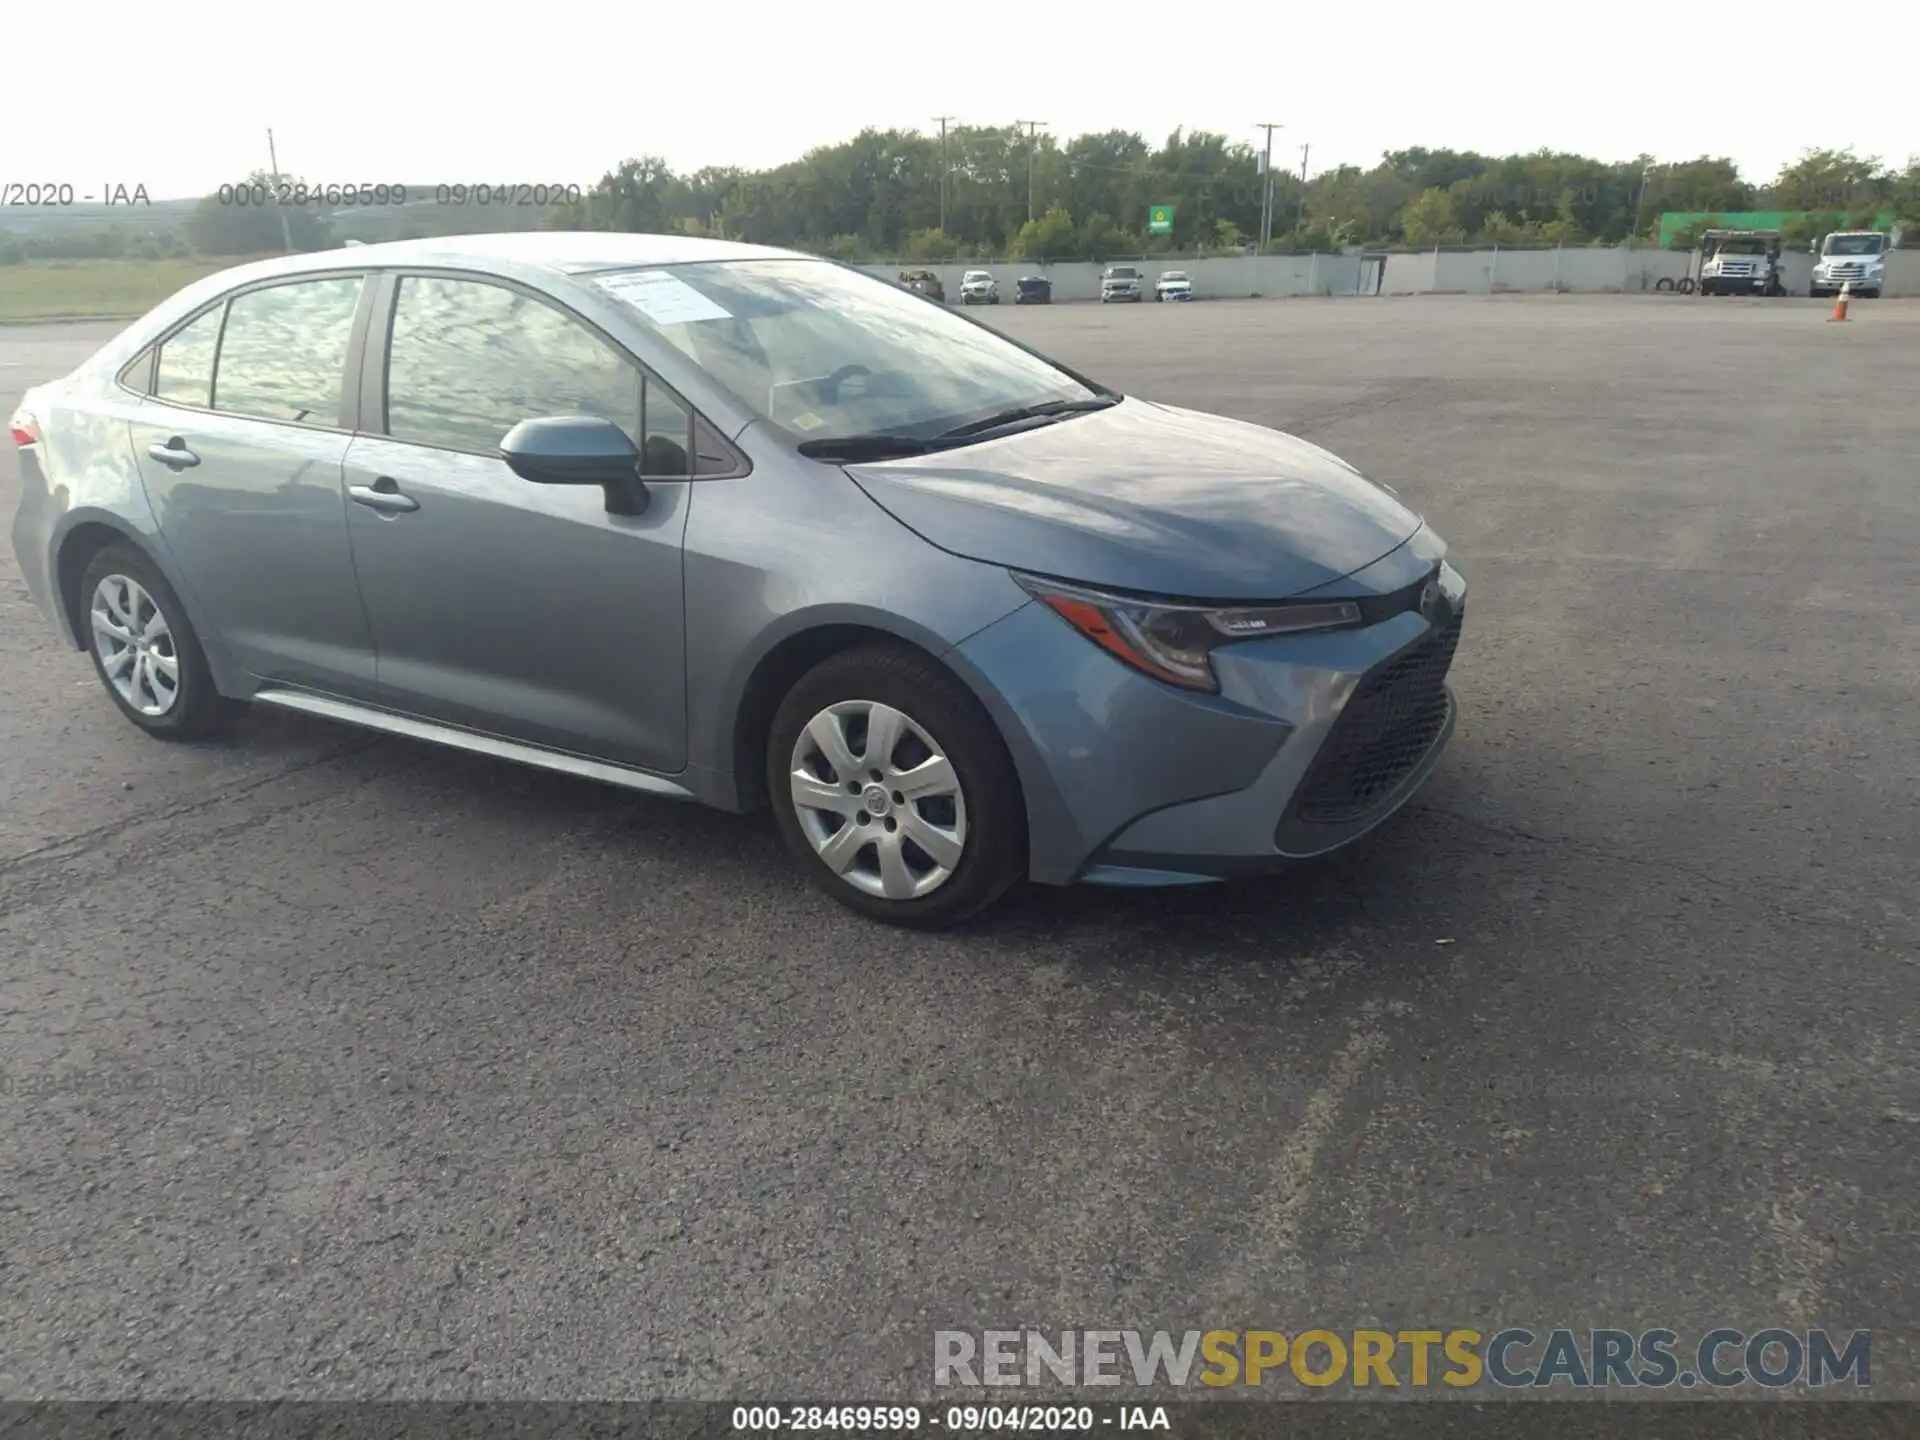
[789,700,968,901]
[91,574,180,717]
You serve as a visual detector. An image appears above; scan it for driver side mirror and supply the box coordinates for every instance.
[500,415,648,516]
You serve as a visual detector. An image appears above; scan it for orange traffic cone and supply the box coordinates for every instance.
[1829,281,1851,322]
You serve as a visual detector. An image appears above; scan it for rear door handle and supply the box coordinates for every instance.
[348,479,419,514]
[147,438,199,469]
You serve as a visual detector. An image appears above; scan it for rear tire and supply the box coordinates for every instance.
[79,542,240,741]
[767,643,1026,930]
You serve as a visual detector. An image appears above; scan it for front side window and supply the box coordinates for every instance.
[591,259,1100,445]
[214,277,364,425]
[385,276,642,456]
[153,306,224,409]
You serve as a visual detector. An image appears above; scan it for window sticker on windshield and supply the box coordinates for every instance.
[790,411,825,431]
[594,270,733,325]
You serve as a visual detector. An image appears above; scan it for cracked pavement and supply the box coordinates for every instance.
[2,297,1917,1399]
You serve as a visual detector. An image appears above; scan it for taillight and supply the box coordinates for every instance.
[8,411,37,447]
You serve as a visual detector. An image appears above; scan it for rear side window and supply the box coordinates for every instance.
[154,307,223,408]
[213,277,364,426]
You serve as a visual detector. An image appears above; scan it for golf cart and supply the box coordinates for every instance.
[1696,229,1786,296]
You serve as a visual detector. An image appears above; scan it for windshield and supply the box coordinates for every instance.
[1709,238,1769,255]
[1107,268,1139,279]
[1823,234,1887,256]
[594,259,1100,445]
[1162,272,1189,281]
[964,271,992,281]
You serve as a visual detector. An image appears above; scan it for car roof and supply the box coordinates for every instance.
[207,231,811,286]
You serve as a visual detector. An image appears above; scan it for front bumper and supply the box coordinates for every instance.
[1101,288,1143,301]
[950,530,1467,886]
[1157,289,1193,301]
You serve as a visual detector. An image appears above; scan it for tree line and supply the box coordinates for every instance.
[3,131,1915,266]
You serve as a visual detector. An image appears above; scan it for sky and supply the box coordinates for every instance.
[13,0,1917,201]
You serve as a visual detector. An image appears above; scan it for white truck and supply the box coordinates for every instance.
[1809,231,1892,300]
[1697,229,1785,296]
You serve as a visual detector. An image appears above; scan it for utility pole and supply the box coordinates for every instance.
[1297,142,1310,233]
[265,128,294,254]
[1255,122,1283,253]
[1013,119,1046,225]
[1632,159,1654,242]
[933,115,956,236]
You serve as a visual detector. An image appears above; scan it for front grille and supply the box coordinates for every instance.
[1291,612,1463,824]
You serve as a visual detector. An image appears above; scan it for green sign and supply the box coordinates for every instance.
[1148,204,1175,235]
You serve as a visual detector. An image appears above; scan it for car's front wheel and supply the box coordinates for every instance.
[768,643,1026,929]
[80,542,239,740]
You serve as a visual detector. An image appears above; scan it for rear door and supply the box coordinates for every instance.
[127,273,380,696]
[338,271,702,773]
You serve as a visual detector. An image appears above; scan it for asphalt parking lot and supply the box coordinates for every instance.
[2,295,1917,1400]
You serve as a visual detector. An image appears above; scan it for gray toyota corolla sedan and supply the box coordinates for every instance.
[8,232,1466,928]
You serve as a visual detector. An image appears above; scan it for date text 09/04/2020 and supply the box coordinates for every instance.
[730,1406,1169,1432]
[214,182,584,207]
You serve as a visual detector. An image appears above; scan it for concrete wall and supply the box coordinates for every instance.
[864,247,1920,300]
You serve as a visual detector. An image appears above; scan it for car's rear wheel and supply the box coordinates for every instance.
[767,643,1026,929]
[80,543,239,740]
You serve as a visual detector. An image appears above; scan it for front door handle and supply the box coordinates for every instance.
[348,478,419,514]
[147,438,199,469]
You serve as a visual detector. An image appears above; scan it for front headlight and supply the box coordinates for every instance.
[1013,573,1363,692]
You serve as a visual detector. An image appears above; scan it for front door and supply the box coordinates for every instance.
[128,274,378,696]
[340,274,691,774]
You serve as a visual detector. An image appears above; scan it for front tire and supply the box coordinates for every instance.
[768,643,1026,929]
[80,542,239,740]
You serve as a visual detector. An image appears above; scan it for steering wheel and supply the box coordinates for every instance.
[819,364,872,404]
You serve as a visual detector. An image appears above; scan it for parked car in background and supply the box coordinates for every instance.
[9,232,1467,931]
[959,270,1000,305]
[1155,270,1194,302]
[899,268,946,302]
[1014,275,1052,305]
[1100,265,1144,303]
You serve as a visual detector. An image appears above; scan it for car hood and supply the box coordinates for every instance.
[842,398,1423,600]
